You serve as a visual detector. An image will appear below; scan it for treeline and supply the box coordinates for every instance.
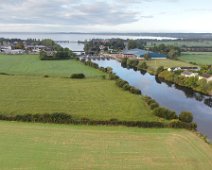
[143,96,197,129]
[0,113,196,130]
[149,44,181,59]
[158,70,212,95]
[40,48,75,60]
[83,39,147,54]
[121,58,148,71]
[78,59,197,129]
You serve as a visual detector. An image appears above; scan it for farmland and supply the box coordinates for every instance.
[0,54,105,78]
[146,59,194,70]
[0,75,154,121]
[179,52,212,65]
[146,40,212,47]
[0,121,212,170]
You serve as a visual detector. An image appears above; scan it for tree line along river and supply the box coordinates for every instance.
[93,59,212,141]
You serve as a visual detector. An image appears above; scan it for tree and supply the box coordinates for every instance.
[127,58,139,67]
[137,61,148,70]
[179,112,193,123]
[156,66,164,75]
[121,57,128,67]
[144,54,151,60]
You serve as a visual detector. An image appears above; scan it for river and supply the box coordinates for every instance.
[1,32,211,140]
[93,59,212,140]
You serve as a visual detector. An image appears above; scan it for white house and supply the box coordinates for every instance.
[181,71,198,78]
[199,74,212,83]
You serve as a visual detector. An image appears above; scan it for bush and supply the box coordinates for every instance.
[127,58,139,68]
[116,79,128,88]
[156,66,164,75]
[129,87,141,95]
[169,119,197,130]
[109,73,119,80]
[149,103,159,109]
[123,84,131,91]
[137,61,148,70]
[70,73,85,79]
[153,107,177,120]
[179,111,193,123]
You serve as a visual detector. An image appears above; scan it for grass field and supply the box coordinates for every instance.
[0,54,104,78]
[146,59,194,70]
[179,52,212,65]
[0,121,212,170]
[146,40,212,47]
[0,75,155,121]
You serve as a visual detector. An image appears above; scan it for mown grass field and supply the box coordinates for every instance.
[0,121,212,170]
[146,59,194,70]
[0,54,105,78]
[0,75,155,121]
[179,52,212,65]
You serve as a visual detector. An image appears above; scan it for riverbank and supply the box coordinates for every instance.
[158,70,212,96]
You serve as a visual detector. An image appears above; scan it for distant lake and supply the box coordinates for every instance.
[0,32,176,51]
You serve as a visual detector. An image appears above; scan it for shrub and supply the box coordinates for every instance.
[137,61,148,70]
[109,73,119,80]
[169,119,197,130]
[153,107,177,120]
[44,75,49,78]
[116,79,128,88]
[70,73,85,79]
[156,66,164,75]
[149,103,159,109]
[179,111,193,123]
[123,84,131,91]
[127,58,139,68]
[129,87,141,95]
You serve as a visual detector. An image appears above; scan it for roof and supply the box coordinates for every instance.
[123,48,167,58]
[182,71,193,75]
[200,73,212,78]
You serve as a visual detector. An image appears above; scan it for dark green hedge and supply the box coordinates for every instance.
[70,73,85,79]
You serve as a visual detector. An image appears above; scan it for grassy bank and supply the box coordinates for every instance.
[0,54,105,78]
[146,59,194,70]
[179,52,212,65]
[0,121,212,170]
[0,75,155,121]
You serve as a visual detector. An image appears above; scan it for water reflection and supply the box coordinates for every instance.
[93,59,212,140]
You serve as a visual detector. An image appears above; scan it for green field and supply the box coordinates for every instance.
[179,52,212,65]
[146,40,212,47]
[146,59,194,70]
[0,121,212,170]
[0,75,155,121]
[0,54,104,78]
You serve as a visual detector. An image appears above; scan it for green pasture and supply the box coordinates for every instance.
[0,54,104,78]
[0,121,212,170]
[0,75,155,121]
[179,52,212,65]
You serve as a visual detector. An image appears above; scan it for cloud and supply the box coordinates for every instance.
[0,0,140,26]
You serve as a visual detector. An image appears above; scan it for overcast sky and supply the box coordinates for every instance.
[0,0,212,33]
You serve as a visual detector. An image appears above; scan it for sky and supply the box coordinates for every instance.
[0,0,212,33]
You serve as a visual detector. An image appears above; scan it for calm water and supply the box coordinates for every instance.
[93,59,212,140]
[0,32,176,51]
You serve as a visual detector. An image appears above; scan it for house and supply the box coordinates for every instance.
[122,48,167,59]
[181,71,198,78]
[199,74,212,83]
[168,66,200,72]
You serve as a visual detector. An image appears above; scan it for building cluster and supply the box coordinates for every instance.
[0,42,50,55]
[168,66,212,82]
[103,48,167,60]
